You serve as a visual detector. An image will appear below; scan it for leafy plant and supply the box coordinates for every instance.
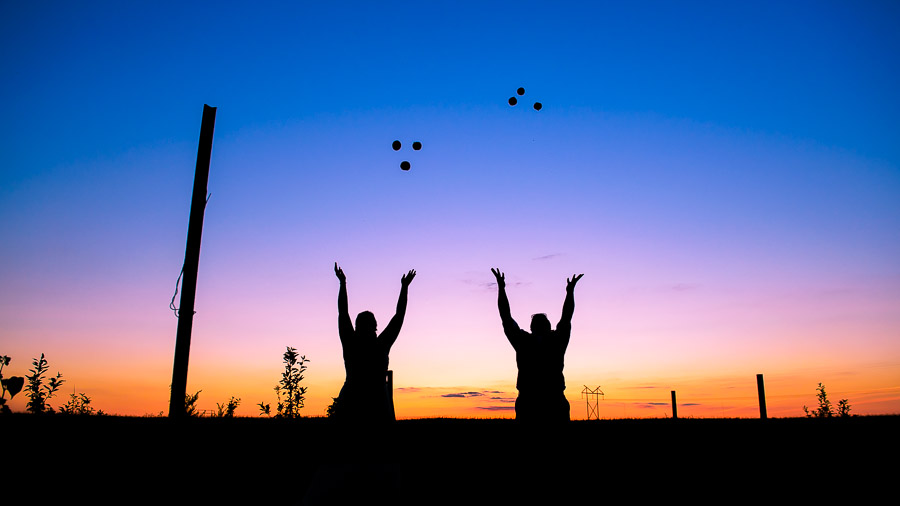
[25,353,64,414]
[325,397,339,417]
[803,383,851,418]
[261,347,309,419]
[836,398,851,417]
[1,355,26,414]
[184,390,202,417]
[59,392,95,415]
[215,396,241,418]
[258,401,271,416]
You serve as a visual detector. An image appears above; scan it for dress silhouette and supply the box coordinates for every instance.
[332,263,415,422]
[491,268,583,422]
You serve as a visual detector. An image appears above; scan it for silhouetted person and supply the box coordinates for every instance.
[491,268,583,422]
[333,262,415,422]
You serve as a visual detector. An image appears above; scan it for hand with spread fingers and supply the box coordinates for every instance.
[491,268,506,289]
[566,273,584,292]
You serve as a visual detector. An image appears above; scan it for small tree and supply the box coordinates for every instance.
[25,354,64,414]
[268,347,309,419]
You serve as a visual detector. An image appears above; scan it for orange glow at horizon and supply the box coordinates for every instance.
[3,351,897,419]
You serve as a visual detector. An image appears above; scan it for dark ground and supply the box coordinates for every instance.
[6,414,896,504]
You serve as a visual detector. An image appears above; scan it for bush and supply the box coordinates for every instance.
[185,390,201,417]
[60,392,95,415]
[215,396,241,418]
[803,383,851,418]
[25,354,64,414]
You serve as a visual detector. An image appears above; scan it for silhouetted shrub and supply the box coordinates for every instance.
[215,396,241,418]
[325,397,339,417]
[803,383,851,418]
[25,354,64,414]
[60,392,95,415]
[185,390,201,417]
[837,398,852,417]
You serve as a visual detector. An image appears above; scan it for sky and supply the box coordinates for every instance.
[1,1,899,419]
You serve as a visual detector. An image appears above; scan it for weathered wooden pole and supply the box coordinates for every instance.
[168,104,217,418]
[757,373,768,419]
[671,390,678,419]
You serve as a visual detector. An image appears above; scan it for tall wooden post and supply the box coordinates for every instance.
[671,390,678,419]
[168,104,217,418]
[757,373,767,420]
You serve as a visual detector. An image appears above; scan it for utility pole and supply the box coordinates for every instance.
[168,104,216,418]
[671,390,678,419]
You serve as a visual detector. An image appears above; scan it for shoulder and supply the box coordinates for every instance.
[552,327,571,342]
[507,328,531,343]
[340,327,356,343]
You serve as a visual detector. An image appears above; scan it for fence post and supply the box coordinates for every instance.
[757,373,767,419]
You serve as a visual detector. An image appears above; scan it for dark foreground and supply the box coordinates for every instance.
[6,415,896,504]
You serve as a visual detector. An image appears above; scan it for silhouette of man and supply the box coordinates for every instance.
[491,268,583,422]
[333,262,415,422]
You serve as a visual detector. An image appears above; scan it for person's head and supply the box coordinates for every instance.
[530,313,551,335]
[355,311,377,336]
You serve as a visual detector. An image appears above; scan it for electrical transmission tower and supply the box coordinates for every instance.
[581,385,604,420]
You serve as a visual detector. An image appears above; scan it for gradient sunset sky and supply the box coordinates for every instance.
[2,1,898,418]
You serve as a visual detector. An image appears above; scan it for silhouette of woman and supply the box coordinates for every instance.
[333,262,415,422]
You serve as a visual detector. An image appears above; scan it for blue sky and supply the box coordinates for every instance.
[4,1,899,171]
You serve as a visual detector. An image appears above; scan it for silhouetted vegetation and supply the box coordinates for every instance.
[215,396,241,418]
[259,346,309,418]
[804,383,851,418]
[60,392,97,415]
[25,353,64,414]
[5,353,102,416]
[184,390,201,417]
[837,398,852,417]
[0,355,25,414]
[325,396,339,417]
[276,347,309,418]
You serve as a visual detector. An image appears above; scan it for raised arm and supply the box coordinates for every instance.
[335,263,353,340]
[379,269,416,349]
[558,273,583,330]
[492,268,520,335]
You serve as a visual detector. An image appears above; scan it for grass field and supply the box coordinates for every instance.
[6,414,895,504]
